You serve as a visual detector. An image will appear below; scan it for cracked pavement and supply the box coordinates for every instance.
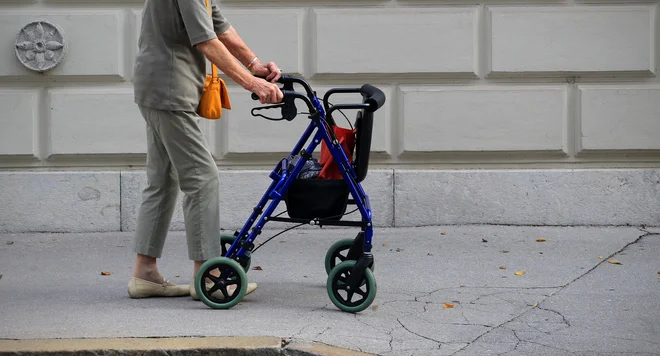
[1,225,658,356]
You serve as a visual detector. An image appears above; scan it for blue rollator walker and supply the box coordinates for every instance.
[193,74,386,313]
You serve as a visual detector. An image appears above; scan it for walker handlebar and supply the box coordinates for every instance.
[322,85,386,113]
[250,73,385,119]
[359,84,386,112]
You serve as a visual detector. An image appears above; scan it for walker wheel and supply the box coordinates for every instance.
[325,238,375,275]
[194,257,247,309]
[221,234,251,272]
[327,260,377,313]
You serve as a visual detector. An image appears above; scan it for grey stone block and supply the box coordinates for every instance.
[394,169,660,227]
[120,171,186,232]
[120,169,394,232]
[0,171,119,233]
[362,170,395,228]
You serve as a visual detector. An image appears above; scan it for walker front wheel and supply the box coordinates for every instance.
[195,257,247,309]
[327,260,377,313]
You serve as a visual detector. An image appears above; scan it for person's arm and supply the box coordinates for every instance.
[177,0,282,104]
[209,1,281,82]
[209,2,252,65]
[217,26,256,69]
[197,39,282,104]
[217,26,281,82]
[197,39,253,90]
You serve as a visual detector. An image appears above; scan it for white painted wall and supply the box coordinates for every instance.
[0,1,659,232]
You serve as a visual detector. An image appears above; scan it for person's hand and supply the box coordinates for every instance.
[250,60,282,83]
[248,77,283,104]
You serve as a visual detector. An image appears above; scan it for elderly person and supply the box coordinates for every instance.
[127,0,283,300]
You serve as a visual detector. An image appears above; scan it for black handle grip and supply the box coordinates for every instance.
[253,73,289,84]
[360,84,386,112]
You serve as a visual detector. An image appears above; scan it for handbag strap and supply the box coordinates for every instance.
[204,0,218,79]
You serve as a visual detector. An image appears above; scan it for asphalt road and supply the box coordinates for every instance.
[1,225,658,356]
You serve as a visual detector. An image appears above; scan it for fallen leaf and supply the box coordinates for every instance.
[6,241,13,245]
[253,266,263,270]
[443,303,455,309]
[657,271,660,275]
[536,238,546,242]
[101,271,111,276]
[515,270,525,276]
[598,256,604,259]
[441,232,446,235]
[499,266,507,270]
[383,242,387,246]
[371,305,379,311]
[608,260,622,265]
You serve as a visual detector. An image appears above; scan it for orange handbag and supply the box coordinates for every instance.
[197,0,231,120]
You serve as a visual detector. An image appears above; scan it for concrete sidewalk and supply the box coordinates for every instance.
[1,225,659,355]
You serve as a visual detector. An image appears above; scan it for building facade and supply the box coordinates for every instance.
[0,0,658,233]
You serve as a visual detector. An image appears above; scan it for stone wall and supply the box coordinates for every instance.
[1,1,659,232]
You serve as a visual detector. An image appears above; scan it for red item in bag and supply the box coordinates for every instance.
[318,126,356,180]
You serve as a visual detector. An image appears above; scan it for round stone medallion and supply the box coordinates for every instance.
[15,20,67,73]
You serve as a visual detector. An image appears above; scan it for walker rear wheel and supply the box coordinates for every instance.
[325,238,374,275]
[221,234,251,272]
[195,257,247,309]
[327,260,377,313]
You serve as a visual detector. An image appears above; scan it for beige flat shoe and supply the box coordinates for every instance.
[190,281,257,301]
[127,277,190,299]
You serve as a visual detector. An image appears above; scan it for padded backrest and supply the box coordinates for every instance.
[353,109,374,183]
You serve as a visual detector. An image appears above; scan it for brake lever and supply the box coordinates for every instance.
[251,103,287,121]
[250,93,298,121]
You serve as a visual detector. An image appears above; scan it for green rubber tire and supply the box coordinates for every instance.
[220,234,251,272]
[324,238,375,275]
[194,257,247,309]
[327,260,377,313]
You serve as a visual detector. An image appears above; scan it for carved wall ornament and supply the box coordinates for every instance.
[15,20,66,73]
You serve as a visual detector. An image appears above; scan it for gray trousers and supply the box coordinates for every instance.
[133,105,222,261]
